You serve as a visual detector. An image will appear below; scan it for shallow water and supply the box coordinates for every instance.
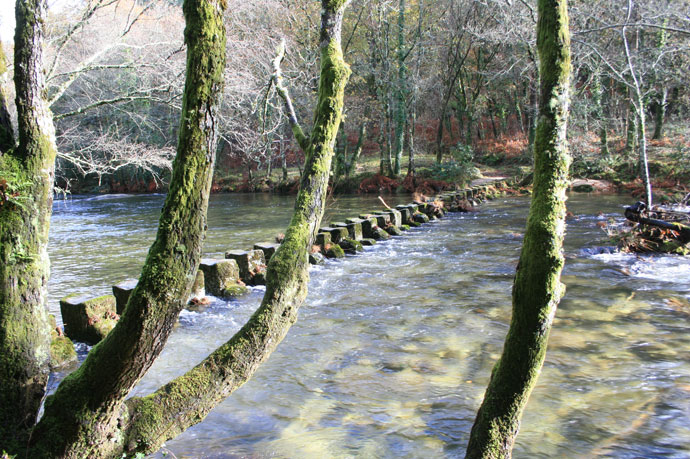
[47,193,690,458]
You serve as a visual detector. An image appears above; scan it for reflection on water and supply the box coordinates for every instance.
[48,193,690,458]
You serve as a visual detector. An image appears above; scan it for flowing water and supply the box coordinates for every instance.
[47,193,690,458]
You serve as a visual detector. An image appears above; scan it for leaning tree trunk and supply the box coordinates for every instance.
[119,1,351,455]
[466,0,571,457]
[0,42,13,154]
[0,0,56,452]
[30,0,226,456]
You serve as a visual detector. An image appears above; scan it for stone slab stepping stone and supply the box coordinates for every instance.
[112,278,138,314]
[225,250,266,285]
[254,242,280,262]
[60,294,118,345]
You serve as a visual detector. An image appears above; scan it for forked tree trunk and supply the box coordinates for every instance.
[29,0,227,456]
[121,1,351,454]
[0,0,56,451]
[466,0,571,457]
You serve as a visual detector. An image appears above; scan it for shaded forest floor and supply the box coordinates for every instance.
[212,126,689,205]
[61,124,689,204]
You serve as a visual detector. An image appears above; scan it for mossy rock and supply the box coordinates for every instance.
[371,227,391,240]
[325,245,345,258]
[400,224,411,231]
[59,294,118,345]
[48,315,76,369]
[386,225,403,236]
[316,232,332,247]
[360,238,376,246]
[339,238,364,254]
[220,282,249,298]
[413,213,430,224]
[199,259,240,296]
[408,221,422,228]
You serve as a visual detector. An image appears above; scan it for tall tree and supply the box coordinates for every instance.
[0,0,57,450]
[466,0,571,457]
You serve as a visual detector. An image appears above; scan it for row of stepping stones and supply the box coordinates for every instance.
[52,181,513,368]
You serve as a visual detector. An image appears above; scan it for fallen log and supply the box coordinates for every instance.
[624,202,690,244]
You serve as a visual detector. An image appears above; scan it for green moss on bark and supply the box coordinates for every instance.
[120,2,351,455]
[466,0,571,457]
[29,0,227,456]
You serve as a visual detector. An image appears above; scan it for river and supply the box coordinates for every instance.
[46,193,690,458]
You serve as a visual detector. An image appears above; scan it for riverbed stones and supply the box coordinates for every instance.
[112,278,138,314]
[199,258,247,298]
[372,213,391,228]
[60,293,119,345]
[225,249,266,285]
[254,242,279,262]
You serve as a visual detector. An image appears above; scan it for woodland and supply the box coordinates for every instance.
[0,0,688,458]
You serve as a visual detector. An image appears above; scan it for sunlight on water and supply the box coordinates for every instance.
[47,193,690,458]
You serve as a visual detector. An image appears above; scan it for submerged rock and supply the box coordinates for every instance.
[360,238,376,246]
[60,294,119,345]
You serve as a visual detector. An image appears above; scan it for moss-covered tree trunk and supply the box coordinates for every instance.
[0,42,14,154]
[120,1,351,454]
[465,0,571,457]
[0,0,56,451]
[27,0,226,456]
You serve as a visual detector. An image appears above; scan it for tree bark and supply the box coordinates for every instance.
[0,0,56,451]
[30,0,226,456]
[120,1,351,455]
[466,0,571,457]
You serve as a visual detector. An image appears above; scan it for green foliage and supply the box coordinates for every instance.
[0,161,32,212]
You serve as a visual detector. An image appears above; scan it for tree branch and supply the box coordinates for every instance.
[269,38,310,152]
